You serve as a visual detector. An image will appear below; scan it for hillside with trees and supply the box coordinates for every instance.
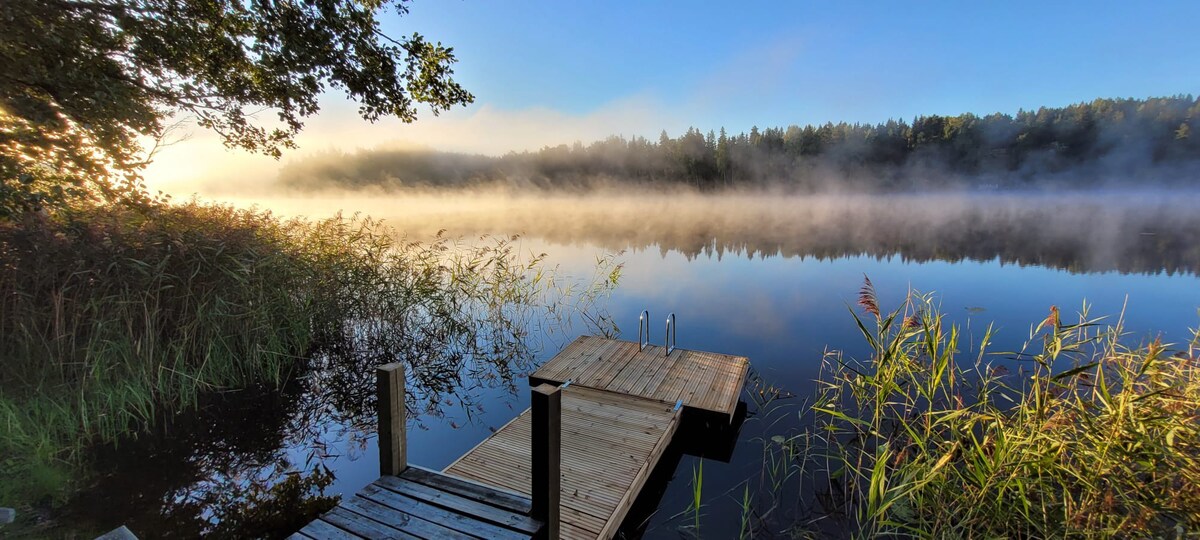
[281,95,1200,192]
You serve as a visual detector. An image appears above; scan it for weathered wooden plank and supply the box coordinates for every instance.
[545,335,611,383]
[568,338,629,388]
[678,355,718,406]
[444,384,683,540]
[537,335,595,382]
[596,407,681,539]
[623,346,679,398]
[702,354,745,415]
[651,354,692,405]
[723,357,750,418]
[298,518,361,540]
[485,422,657,458]
[449,468,529,502]
[323,507,415,540]
[375,476,541,534]
[452,459,641,528]
[358,483,532,540]
[568,338,628,388]
[340,496,473,540]
[441,409,530,473]
[451,440,633,509]
[456,448,635,505]
[704,355,747,415]
[400,465,532,515]
[561,520,603,540]
[566,384,676,412]
[610,346,676,396]
[580,341,644,389]
[449,466,621,530]
[559,403,675,432]
[482,406,676,538]
[536,337,748,415]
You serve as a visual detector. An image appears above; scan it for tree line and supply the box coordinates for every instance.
[281,95,1200,191]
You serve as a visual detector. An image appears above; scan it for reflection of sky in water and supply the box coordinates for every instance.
[57,193,1200,537]
[299,236,1199,538]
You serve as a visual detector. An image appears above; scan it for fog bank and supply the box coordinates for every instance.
[211,190,1200,276]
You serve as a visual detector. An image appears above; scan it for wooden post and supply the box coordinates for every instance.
[377,362,406,476]
[531,383,561,539]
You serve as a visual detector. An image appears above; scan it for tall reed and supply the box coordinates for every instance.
[775,279,1200,537]
[0,198,609,508]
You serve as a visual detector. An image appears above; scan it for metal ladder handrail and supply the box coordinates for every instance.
[637,310,650,351]
[665,313,677,356]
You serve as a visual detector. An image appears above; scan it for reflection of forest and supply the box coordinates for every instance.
[60,319,547,536]
[380,193,1200,275]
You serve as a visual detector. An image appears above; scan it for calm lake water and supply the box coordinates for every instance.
[65,191,1200,538]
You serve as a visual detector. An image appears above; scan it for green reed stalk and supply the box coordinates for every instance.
[816,281,1198,537]
[0,199,613,511]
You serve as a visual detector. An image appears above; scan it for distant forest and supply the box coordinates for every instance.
[280,95,1200,191]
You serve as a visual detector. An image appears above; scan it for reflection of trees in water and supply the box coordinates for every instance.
[381,193,1200,276]
[62,332,587,537]
[57,246,618,538]
[66,382,316,537]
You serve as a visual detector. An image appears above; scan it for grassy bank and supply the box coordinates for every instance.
[0,197,600,517]
[745,281,1200,538]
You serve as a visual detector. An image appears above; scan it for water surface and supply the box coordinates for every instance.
[65,192,1200,537]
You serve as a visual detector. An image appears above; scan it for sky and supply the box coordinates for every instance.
[144,0,1200,192]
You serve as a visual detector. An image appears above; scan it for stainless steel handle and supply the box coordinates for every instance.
[637,310,650,351]
[665,313,677,356]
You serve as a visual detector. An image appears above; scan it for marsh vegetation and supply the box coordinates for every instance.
[0,197,617,535]
[736,282,1199,538]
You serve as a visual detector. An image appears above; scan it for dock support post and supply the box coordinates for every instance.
[531,383,562,539]
[377,362,406,476]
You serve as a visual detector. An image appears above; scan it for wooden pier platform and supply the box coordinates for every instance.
[446,385,679,539]
[293,335,749,540]
[531,336,749,419]
[295,466,540,539]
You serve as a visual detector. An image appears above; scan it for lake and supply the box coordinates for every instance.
[64,191,1200,537]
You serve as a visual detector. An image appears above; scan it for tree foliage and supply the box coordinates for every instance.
[0,0,473,215]
[281,95,1200,192]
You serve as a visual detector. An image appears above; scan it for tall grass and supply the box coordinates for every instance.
[0,198,607,509]
[750,279,1200,538]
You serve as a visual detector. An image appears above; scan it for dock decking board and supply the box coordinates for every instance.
[533,336,749,418]
[445,385,680,540]
[294,335,749,540]
[292,466,540,540]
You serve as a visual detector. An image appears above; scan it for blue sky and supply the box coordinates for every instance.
[147,1,1200,187]
[392,1,1199,131]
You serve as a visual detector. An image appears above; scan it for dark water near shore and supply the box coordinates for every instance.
[61,192,1200,538]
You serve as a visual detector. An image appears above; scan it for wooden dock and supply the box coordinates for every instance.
[299,466,540,539]
[531,335,749,419]
[446,385,679,539]
[293,333,749,540]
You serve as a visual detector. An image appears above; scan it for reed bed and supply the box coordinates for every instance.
[742,278,1199,538]
[0,198,609,508]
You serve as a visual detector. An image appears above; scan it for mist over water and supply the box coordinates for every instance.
[213,189,1200,276]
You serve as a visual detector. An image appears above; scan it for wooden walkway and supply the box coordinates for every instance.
[531,335,749,419]
[292,466,540,539]
[293,335,750,540]
[446,385,679,539]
